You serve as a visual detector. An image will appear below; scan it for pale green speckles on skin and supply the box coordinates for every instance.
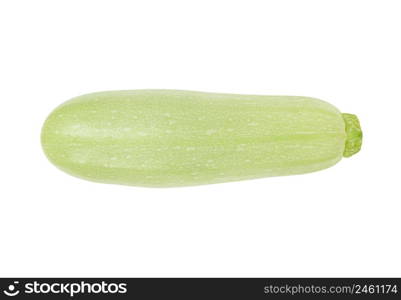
[41,90,362,187]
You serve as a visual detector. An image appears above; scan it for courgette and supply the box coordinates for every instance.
[41,90,362,187]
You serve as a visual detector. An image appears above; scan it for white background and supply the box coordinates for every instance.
[0,0,400,277]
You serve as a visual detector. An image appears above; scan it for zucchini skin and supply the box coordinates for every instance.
[41,90,362,187]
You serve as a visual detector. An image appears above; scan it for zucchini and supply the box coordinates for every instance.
[41,90,362,187]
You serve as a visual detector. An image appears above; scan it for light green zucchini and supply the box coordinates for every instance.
[41,90,362,187]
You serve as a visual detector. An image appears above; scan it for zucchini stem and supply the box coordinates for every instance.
[342,113,362,157]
